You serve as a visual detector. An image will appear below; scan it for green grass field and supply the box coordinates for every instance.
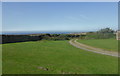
[2,40,118,74]
[0,45,2,75]
[77,39,118,51]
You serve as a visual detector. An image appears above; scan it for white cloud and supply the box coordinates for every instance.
[66,14,90,22]
[79,15,89,20]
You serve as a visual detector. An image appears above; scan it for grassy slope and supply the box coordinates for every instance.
[0,45,2,75]
[2,40,118,74]
[77,39,118,51]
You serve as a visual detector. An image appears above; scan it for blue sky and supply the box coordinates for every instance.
[2,2,118,32]
[0,2,2,32]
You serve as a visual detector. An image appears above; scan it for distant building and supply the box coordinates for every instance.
[116,31,120,40]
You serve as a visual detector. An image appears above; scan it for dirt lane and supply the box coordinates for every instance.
[69,39,119,57]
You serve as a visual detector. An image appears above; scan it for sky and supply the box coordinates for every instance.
[2,0,119,2]
[0,2,2,32]
[2,2,118,32]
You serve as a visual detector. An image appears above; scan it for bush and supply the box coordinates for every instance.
[85,28,115,39]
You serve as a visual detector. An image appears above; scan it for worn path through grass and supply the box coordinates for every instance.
[77,39,118,51]
[69,39,118,57]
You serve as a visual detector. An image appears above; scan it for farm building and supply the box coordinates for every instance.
[116,31,120,40]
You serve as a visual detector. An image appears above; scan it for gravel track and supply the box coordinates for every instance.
[69,39,119,57]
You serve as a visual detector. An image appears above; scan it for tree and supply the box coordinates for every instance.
[85,28,115,39]
[97,28,114,34]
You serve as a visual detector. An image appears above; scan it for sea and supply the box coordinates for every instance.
[1,31,85,35]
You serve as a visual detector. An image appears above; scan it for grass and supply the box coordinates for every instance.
[0,45,2,75]
[2,40,118,74]
[77,39,118,51]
